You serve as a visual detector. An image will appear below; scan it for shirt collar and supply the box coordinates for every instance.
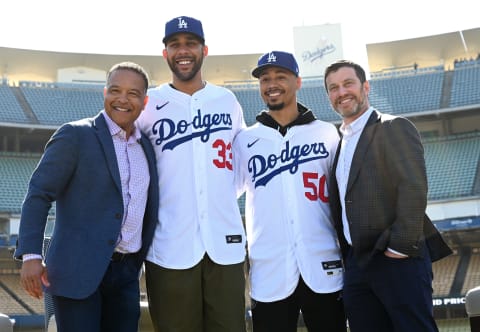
[339,106,374,137]
[101,110,141,141]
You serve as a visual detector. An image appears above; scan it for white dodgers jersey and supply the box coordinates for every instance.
[233,120,343,302]
[137,83,246,269]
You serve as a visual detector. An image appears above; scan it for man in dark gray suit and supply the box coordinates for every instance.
[324,60,452,332]
[15,62,159,332]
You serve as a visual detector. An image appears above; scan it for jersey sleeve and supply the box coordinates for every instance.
[231,93,247,138]
[232,131,247,198]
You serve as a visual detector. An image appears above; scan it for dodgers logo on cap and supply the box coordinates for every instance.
[266,52,277,63]
[163,16,205,44]
[252,51,299,78]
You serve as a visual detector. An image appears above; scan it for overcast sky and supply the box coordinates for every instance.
[2,0,478,59]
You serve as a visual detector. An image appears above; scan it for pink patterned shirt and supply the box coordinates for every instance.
[102,111,150,254]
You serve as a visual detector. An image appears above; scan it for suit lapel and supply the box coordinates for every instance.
[332,135,342,174]
[346,110,381,193]
[138,134,156,191]
[93,113,122,194]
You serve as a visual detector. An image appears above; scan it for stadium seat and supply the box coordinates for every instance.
[20,85,103,126]
[0,86,30,124]
[450,65,480,107]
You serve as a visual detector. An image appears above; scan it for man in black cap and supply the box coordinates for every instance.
[137,16,247,332]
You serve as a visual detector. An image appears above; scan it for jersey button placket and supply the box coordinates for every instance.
[191,102,208,228]
[280,140,296,246]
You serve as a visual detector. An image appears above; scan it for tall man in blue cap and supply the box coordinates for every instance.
[136,16,247,332]
[233,51,346,332]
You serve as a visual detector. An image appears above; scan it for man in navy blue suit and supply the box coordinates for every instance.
[15,62,159,332]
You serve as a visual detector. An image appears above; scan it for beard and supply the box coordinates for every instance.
[167,56,204,82]
[267,102,285,111]
[336,91,368,119]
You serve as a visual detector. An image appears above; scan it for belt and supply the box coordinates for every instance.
[111,251,135,262]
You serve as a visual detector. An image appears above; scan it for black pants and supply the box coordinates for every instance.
[343,247,438,332]
[251,276,346,332]
[52,255,140,332]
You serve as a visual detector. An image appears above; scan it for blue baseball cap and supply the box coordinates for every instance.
[252,51,299,78]
[163,16,205,44]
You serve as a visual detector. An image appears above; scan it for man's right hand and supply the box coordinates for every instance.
[20,259,50,299]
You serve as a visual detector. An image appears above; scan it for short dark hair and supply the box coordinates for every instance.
[106,62,149,93]
[324,60,366,91]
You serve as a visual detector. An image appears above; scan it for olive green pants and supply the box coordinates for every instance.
[145,255,246,332]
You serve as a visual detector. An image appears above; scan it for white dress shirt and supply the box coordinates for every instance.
[336,107,374,245]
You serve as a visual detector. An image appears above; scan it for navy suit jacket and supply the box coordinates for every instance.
[328,110,451,267]
[15,112,159,299]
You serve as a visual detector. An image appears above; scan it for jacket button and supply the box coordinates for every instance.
[108,240,115,246]
[115,213,122,219]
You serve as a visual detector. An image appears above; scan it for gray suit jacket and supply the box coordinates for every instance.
[329,110,451,267]
[15,112,159,299]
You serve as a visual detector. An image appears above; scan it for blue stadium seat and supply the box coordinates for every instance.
[450,65,480,107]
[0,153,42,214]
[369,69,444,115]
[20,86,103,126]
[0,86,30,124]
[424,132,480,200]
